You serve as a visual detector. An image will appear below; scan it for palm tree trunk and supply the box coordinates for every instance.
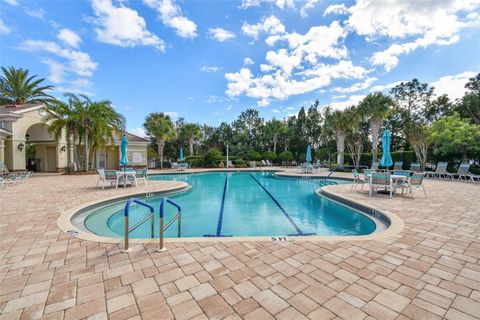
[158,139,165,169]
[84,130,89,172]
[273,136,277,153]
[336,131,345,166]
[189,138,194,156]
[371,119,381,162]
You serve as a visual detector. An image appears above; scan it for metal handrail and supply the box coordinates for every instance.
[123,198,155,252]
[158,197,181,252]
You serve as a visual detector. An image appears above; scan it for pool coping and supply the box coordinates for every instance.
[57,171,404,245]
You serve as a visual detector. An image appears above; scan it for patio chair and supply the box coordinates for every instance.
[351,169,365,191]
[454,162,480,183]
[226,160,235,168]
[393,161,403,170]
[396,173,427,198]
[369,172,394,198]
[410,162,421,172]
[425,162,453,180]
[370,161,379,171]
[135,168,148,186]
[179,163,189,171]
[97,169,120,190]
[261,160,268,167]
[170,162,179,170]
[266,160,273,166]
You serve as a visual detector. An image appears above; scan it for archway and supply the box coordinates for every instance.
[25,123,58,172]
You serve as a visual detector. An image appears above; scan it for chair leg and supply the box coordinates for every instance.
[423,186,427,198]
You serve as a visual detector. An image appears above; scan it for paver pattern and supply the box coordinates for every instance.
[0,170,479,320]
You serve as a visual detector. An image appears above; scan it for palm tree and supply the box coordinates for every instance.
[324,107,355,166]
[144,113,176,169]
[44,93,125,171]
[180,123,202,156]
[359,92,393,162]
[0,66,55,105]
[264,119,286,153]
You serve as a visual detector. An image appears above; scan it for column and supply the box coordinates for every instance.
[0,139,5,163]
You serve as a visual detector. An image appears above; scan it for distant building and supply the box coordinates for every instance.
[0,104,148,172]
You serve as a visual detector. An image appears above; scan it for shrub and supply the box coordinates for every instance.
[245,150,262,161]
[263,151,277,162]
[204,148,222,163]
[278,151,293,161]
[234,159,248,168]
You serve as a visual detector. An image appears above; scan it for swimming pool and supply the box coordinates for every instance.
[81,171,379,238]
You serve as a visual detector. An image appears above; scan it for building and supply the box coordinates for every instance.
[0,104,148,172]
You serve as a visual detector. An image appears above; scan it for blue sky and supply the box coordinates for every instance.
[1,0,479,136]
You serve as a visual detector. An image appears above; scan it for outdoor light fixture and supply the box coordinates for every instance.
[61,145,67,152]
[18,142,24,151]
[25,133,30,141]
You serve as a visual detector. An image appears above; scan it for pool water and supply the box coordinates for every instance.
[84,172,376,238]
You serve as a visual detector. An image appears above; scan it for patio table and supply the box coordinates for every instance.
[116,170,137,188]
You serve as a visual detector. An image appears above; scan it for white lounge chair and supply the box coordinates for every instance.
[454,162,480,183]
[425,162,453,179]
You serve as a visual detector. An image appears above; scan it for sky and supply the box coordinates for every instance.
[1,0,479,137]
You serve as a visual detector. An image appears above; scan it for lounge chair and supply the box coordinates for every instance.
[170,162,179,170]
[135,168,148,186]
[370,161,379,171]
[226,160,235,168]
[261,160,268,167]
[396,173,427,197]
[369,172,394,198]
[97,169,119,190]
[393,161,403,170]
[425,162,453,179]
[266,160,273,166]
[351,169,365,191]
[454,162,480,183]
[0,176,16,188]
[410,162,421,172]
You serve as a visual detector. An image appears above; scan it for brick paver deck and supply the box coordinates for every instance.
[0,172,479,319]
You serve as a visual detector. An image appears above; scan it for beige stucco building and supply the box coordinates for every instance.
[0,104,148,172]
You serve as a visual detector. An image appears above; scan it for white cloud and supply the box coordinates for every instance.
[19,40,97,77]
[323,4,348,16]
[431,71,477,100]
[244,57,254,65]
[129,127,147,138]
[239,0,294,10]
[370,81,404,92]
[57,28,81,48]
[165,111,178,118]
[300,0,320,17]
[226,20,361,107]
[201,66,221,73]
[332,77,377,93]
[2,0,18,6]
[143,0,197,39]
[271,108,281,113]
[91,0,165,51]
[57,78,95,96]
[41,58,66,83]
[257,98,270,107]
[25,8,46,19]
[241,15,285,40]
[206,95,227,103]
[226,105,232,111]
[0,19,11,35]
[325,94,365,110]
[207,28,235,42]
[346,0,480,71]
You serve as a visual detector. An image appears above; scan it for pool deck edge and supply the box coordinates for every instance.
[57,174,404,245]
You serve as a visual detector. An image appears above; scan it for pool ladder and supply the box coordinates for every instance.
[123,197,181,252]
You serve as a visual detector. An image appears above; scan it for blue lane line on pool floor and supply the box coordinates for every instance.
[249,173,315,237]
[204,174,232,237]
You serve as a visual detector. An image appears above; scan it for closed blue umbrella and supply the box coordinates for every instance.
[119,134,128,171]
[179,147,184,162]
[306,145,312,163]
[380,129,393,168]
